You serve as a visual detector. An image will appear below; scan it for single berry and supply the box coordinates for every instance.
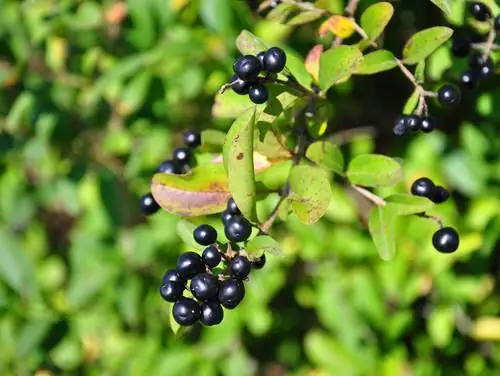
[160,281,184,302]
[419,116,436,133]
[406,115,420,132]
[162,269,185,285]
[233,55,262,82]
[202,245,222,269]
[183,130,201,148]
[411,177,435,198]
[256,51,266,69]
[140,193,160,215]
[179,162,192,174]
[432,227,460,253]
[225,216,252,243]
[469,2,491,22]
[227,198,241,215]
[230,255,252,279]
[200,301,224,326]
[176,252,204,279]
[451,34,471,57]
[231,74,250,95]
[252,254,266,269]
[459,70,478,90]
[193,224,218,246]
[438,84,461,108]
[173,147,192,164]
[190,273,220,301]
[248,84,268,104]
[393,116,407,136]
[221,210,235,226]
[263,47,287,73]
[172,297,201,326]
[432,186,450,204]
[495,15,500,30]
[218,278,245,309]
[469,53,494,79]
[156,159,181,174]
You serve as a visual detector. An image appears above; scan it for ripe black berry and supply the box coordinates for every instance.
[432,227,460,253]
[233,55,262,82]
[263,47,287,73]
[406,115,420,132]
[451,34,470,57]
[202,245,222,269]
[218,278,245,309]
[419,116,436,133]
[140,193,160,215]
[190,273,220,301]
[411,177,435,198]
[248,84,268,104]
[160,281,184,302]
[227,198,241,215]
[459,70,478,90]
[172,297,201,326]
[200,301,224,326]
[230,255,252,279]
[193,224,218,246]
[469,2,491,22]
[256,51,266,69]
[173,147,193,164]
[176,252,204,279]
[162,269,185,285]
[225,216,252,242]
[183,130,201,148]
[221,210,235,226]
[438,84,461,108]
[252,254,266,269]
[469,53,494,79]
[231,75,250,95]
[179,162,192,174]
[156,159,181,174]
[432,186,450,204]
[393,116,407,136]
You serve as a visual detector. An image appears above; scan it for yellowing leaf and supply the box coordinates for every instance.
[471,317,500,341]
[319,15,356,38]
[305,44,323,81]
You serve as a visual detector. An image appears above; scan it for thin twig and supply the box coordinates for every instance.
[260,186,290,233]
[416,212,444,228]
[481,20,497,61]
[352,185,386,206]
[333,0,361,46]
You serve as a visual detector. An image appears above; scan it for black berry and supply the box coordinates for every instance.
[406,115,420,132]
[190,273,220,301]
[230,255,252,279]
[162,269,185,285]
[393,116,407,136]
[459,70,478,90]
[172,297,201,326]
[160,281,184,302]
[432,186,450,204]
[225,216,252,242]
[176,252,204,279]
[200,301,224,326]
[256,51,266,69]
[173,147,193,164]
[263,47,287,73]
[202,245,222,269]
[233,55,262,82]
[156,159,181,174]
[438,84,461,108]
[419,116,436,133]
[248,84,268,104]
[495,15,500,30]
[218,278,245,309]
[193,224,218,246]
[432,227,460,253]
[140,193,160,215]
[451,34,471,57]
[183,130,201,148]
[227,198,241,215]
[179,162,192,174]
[252,254,266,269]
[469,53,494,79]
[411,177,435,198]
[221,210,235,226]
[231,75,250,95]
[469,2,491,22]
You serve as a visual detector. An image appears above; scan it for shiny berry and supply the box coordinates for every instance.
[256,51,266,68]
[218,278,245,309]
[459,70,478,90]
[438,84,461,108]
[162,269,185,285]
[193,224,218,246]
[432,227,460,253]
[419,116,436,133]
[160,281,184,302]
[469,2,491,22]
[406,115,420,132]
[252,254,266,269]
[263,47,287,73]
[432,186,450,204]
[183,130,201,148]
[190,273,219,301]
[176,252,204,279]
[225,216,252,243]
[231,75,250,95]
[227,198,241,215]
[469,53,495,79]
[233,55,262,82]
[248,84,268,104]
[393,116,407,136]
[200,301,224,326]
[411,177,435,198]
[179,162,192,174]
[230,255,252,279]
[172,298,201,326]
[221,210,235,226]
[173,147,192,164]
[202,245,222,269]
[156,159,181,174]
[451,34,471,57]
[140,193,160,215]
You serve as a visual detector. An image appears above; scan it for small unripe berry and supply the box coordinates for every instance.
[200,301,224,326]
[160,281,184,302]
[248,84,269,104]
[432,186,450,204]
[202,245,222,269]
[469,2,491,22]
[190,273,219,301]
[140,193,160,215]
[432,227,460,253]
[227,198,241,215]
[193,224,218,246]
[218,278,245,309]
[183,130,201,148]
[176,252,204,279]
[156,159,181,174]
[230,255,252,279]
[173,147,193,164]
[438,84,461,108]
[252,254,266,269]
[233,55,262,82]
[172,297,201,326]
[263,47,287,73]
[225,216,252,243]
[411,177,435,199]
[419,116,436,133]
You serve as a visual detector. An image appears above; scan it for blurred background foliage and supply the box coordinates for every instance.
[0,0,500,375]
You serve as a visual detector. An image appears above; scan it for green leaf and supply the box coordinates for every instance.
[318,46,364,91]
[346,154,403,188]
[284,49,313,89]
[402,27,454,65]
[212,90,253,119]
[289,165,332,224]
[287,10,323,25]
[306,141,344,174]
[151,164,230,216]
[360,2,394,42]
[246,235,283,257]
[429,0,452,15]
[415,60,426,83]
[200,0,234,36]
[235,30,268,56]
[224,107,257,221]
[255,160,293,192]
[201,129,226,150]
[177,220,204,250]
[368,205,397,261]
[403,89,420,115]
[385,194,435,215]
[355,50,397,75]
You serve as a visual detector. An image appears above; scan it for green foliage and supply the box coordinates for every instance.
[402,26,454,65]
[318,45,364,90]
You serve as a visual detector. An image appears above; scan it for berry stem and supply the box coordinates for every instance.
[352,185,386,207]
[260,185,290,233]
[333,0,362,47]
[481,19,497,61]
[416,212,444,229]
[395,59,432,115]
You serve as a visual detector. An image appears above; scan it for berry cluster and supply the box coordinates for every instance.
[160,198,266,327]
[393,114,436,136]
[139,130,201,216]
[231,47,287,104]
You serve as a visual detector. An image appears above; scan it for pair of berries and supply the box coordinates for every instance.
[393,114,436,136]
[221,198,253,242]
[459,52,495,89]
[410,177,450,204]
[139,130,201,216]
[231,47,287,104]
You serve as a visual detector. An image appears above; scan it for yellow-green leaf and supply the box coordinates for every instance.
[360,3,394,41]
[306,141,344,174]
[318,46,364,91]
[355,50,397,75]
[246,235,283,257]
[347,154,403,188]
[368,205,397,261]
[402,26,454,65]
[385,194,435,215]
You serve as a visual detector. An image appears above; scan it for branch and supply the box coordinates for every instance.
[260,186,290,233]
[333,0,361,46]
